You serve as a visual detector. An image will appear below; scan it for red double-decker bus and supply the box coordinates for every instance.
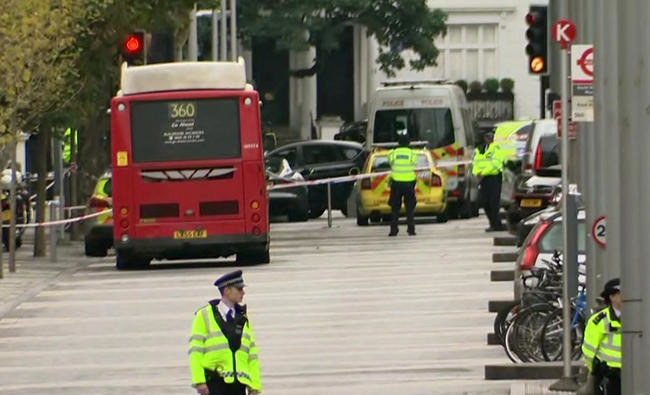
[110,60,269,270]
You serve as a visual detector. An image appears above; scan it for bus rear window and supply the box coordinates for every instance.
[374,108,455,148]
[130,98,241,163]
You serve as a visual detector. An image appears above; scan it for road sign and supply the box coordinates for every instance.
[571,45,594,122]
[553,100,577,139]
[552,19,576,49]
[591,215,606,247]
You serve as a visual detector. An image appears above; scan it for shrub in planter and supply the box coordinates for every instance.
[469,80,483,93]
[500,78,515,93]
[483,78,500,94]
[455,79,468,93]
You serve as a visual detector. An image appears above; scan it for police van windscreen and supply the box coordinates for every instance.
[130,98,241,163]
[374,108,454,148]
[371,154,429,172]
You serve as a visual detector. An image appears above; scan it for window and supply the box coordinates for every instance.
[340,147,361,160]
[540,222,586,253]
[301,145,342,165]
[130,98,241,162]
[433,24,499,81]
[273,147,297,168]
[374,108,455,148]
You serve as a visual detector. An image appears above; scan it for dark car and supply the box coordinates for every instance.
[334,120,367,144]
[506,134,562,230]
[265,140,366,218]
[265,157,310,222]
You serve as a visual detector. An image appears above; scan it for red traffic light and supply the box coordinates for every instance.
[525,12,537,25]
[123,34,143,56]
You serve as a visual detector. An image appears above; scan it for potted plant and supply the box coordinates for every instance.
[483,78,499,94]
[500,78,515,93]
[455,79,468,94]
[469,80,483,94]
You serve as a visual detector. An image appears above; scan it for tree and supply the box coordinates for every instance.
[0,0,82,268]
[238,0,447,77]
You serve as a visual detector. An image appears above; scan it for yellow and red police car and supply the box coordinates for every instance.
[355,148,448,225]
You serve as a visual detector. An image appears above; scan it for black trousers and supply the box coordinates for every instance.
[205,370,246,395]
[389,180,416,233]
[479,174,503,229]
[594,369,621,395]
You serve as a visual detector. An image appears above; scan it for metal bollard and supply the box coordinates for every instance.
[49,201,58,262]
[327,182,332,228]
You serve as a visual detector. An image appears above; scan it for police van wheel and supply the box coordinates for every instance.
[356,208,369,226]
[237,249,270,265]
[436,212,448,223]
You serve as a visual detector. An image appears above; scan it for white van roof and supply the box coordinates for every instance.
[119,58,250,95]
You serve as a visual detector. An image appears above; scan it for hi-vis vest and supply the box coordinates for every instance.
[188,304,261,391]
[472,143,504,177]
[582,306,622,372]
[93,178,112,224]
[388,147,417,182]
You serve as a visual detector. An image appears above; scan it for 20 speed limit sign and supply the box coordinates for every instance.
[592,215,606,247]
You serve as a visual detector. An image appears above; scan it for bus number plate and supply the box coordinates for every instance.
[173,229,207,239]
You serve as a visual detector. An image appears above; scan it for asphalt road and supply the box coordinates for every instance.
[0,214,517,394]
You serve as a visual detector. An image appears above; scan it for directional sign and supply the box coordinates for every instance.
[571,45,594,122]
[552,19,576,49]
[591,215,606,247]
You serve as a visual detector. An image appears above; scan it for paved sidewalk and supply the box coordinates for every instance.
[0,241,89,319]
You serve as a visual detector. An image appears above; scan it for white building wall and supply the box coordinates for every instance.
[358,0,547,121]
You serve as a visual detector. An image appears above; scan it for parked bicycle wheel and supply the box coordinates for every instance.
[510,303,556,362]
[540,308,585,361]
[493,301,518,346]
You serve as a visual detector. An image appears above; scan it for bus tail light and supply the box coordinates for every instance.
[361,178,371,190]
[120,219,129,228]
[120,233,129,243]
[252,213,260,223]
[250,200,260,210]
[252,226,261,236]
[120,206,129,216]
[430,174,442,187]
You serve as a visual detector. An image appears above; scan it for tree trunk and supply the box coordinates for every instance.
[70,129,80,240]
[33,125,50,257]
[8,134,17,272]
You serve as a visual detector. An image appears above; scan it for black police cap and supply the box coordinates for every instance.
[600,278,620,300]
[214,270,245,289]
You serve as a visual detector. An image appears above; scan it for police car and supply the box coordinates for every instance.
[354,147,448,225]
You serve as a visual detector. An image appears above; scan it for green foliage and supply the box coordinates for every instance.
[500,78,515,93]
[238,0,447,77]
[469,80,483,93]
[0,0,81,139]
[483,78,499,94]
[455,80,468,93]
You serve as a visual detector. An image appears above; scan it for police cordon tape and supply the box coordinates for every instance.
[1,209,111,229]
[267,159,472,191]
[4,159,472,227]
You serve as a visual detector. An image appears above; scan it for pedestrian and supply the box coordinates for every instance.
[581,278,622,395]
[188,270,262,395]
[388,125,417,236]
[472,130,506,231]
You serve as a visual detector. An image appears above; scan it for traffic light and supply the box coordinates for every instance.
[525,6,548,74]
[121,31,144,65]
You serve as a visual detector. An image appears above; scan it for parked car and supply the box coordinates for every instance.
[354,147,448,225]
[264,140,366,218]
[493,120,534,208]
[334,120,367,144]
[515,206,561,247]
[507,165,562,230]
[84,172,113,257]
[516,208,586,296]
[265,157,310,222]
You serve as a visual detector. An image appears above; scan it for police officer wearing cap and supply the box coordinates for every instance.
[472,130,506,231]
[581,278,622,395]
[388,123,418,236]
[188,270,262,395]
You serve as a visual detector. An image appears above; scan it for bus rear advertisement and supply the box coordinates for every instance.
[110,60,269,270]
